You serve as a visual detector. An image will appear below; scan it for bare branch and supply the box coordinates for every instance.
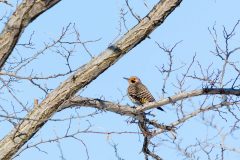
[0,0,13,7]
[60,88,240,116]
[0,0,61,70]
[0,0,183,159]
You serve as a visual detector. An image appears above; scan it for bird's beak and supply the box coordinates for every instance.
[123,77,129,81]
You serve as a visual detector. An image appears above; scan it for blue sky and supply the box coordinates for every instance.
[1,0,240,159]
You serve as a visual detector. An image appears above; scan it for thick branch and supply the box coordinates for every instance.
[61,96,173,131]
[0,0,61,70]
[136,88,240,111]
[61,88,240,116]
[67,88,240,114]
[0,0,182,159]
[60,97,136,116]
[61,88,240,129]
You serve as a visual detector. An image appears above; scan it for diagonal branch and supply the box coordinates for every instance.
[170,101,237,127]
[63,88,240,113]
[0,0,183,159]
[136,88,240,111]
[61,88,240,130]
[0,0,61,70]
[61,88,240,160]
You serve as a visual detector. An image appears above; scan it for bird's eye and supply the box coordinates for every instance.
[131,80,135,83]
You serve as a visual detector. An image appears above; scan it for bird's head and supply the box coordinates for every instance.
[123,76,141,84]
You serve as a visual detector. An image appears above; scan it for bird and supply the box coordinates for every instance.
[123,76,164,111]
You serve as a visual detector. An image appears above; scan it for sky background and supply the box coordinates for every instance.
[1,0,240,159]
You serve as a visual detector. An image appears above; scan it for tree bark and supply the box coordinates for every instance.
[0,0,182,159]
[0,0,61,70]
[61,88,240,116]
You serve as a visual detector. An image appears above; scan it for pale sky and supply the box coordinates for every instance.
[1,0,240,159]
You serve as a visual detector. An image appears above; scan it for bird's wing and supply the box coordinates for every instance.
[128,83,155,104]
[138,86,155,103]
[138,85,165,111]
[128,84,164,111]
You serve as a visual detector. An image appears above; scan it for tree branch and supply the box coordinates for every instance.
[0,0,61,70]
[61,88,240,130]
[60,88,240,117]
[136,88,240,111]
[0,0,182,159]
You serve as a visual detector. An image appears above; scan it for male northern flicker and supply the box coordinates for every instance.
[123,76,164,111]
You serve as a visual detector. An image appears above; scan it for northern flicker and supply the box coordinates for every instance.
[123,76,164,111]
